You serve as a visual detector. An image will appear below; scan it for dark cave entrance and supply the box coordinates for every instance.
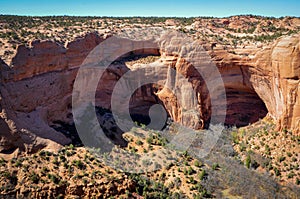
[128,84,170,130]
[51,85,269,147]
[51,49,164,147]
[94,49,168,130]
[50,47,269,147]
[224,88,268,127]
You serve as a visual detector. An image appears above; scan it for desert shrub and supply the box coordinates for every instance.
[146,136,153,144]
[251,160,259,169]
[194,160,202,167]
[188,176,196,184]
[63,162,68,169]
[29,172,39,183]
[231,131,239,144]
[172,192,181,199]
[2,172,18,185]
[240,142,247,152]
[14,160,22,167]
[136,140,143,145]
[212,163,219,170]
[265,145,271,155]
[47,174,60,184]
[199,169,206,180]
[187,166,194,175]
[184,161,189,166]
[278,156,286,163]
[296,178,300,185]
[39,150,46,156]
[69,144,74,150]
[73,160,85,169]
[0,158,6,166]
[59,155,66,162]
[52,157,60,165]
[287,172,295,179]
[41,167,49,175]
[273,167,281,176]
[245,154,251,168]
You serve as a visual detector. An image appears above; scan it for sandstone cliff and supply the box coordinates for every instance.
[0,31,299,156]
[211,33,300,133]
[0,33,106,156]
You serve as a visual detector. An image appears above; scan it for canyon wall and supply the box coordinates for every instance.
[0,32,299,156]
[212,34,300,133]
[0,33,105,155]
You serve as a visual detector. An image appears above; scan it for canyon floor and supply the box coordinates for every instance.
[0,15,300,198]
[0,120,299,198]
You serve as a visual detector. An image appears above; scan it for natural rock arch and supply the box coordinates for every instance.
[0,32,299,155]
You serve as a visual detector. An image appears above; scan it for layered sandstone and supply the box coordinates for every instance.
[211,33,300,134]
[0,33,107,155]
[0,31,299,156]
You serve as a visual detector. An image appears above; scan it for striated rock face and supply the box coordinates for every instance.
[0,33,107,156]
[0,31,299,156]
[0,32,162,155]
[211,33,300,134]
[267,34,300,133]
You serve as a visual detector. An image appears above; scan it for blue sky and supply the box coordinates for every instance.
[0,0,299,17]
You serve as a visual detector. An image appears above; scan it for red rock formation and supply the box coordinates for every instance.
[0,31,299,155]
[212,34,300,134]
[0,33,107,155]
[157,32,300,134]
[266,34,300,133]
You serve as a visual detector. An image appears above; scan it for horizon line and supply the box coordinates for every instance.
[1,13,299,19]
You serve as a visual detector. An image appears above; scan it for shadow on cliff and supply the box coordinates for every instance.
[51,52,169,148]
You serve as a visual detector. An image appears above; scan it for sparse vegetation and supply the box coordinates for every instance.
[0,122,299,198]
[231,117,300,186]
[0,14,299,65]
[0,15,300,198]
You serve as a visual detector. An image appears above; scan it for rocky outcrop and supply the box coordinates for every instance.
[0,32,162,155]
[0,33,107,156]
[264,34,300,133]
[211,34,300,134]
[156,32,300,133]
[0,31,299,156]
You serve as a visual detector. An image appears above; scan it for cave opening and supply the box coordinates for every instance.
[128,84,170,130]
[50,48,269,147]
[51,50,165,147]
[224,88,268,127]
[94,49,168,131]
[51,84,269,147]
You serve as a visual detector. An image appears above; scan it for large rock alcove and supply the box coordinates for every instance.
[0,32,299,155]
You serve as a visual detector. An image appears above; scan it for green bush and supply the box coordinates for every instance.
[231,131,239,144]
[0,158,6,166]
[194,160,202,167]
[73,160,85,169]
[41,167,49,175]
[14,160,22,167]
[212,163,219,170]
[245,154,251,169]
[287,172,295,179]
[47,174,60,184]
[278,156,286,163]
[29,172,39,184]
[274,167,281,176]
[136,140,143,145]
[296,178,300,185]
[2,172,18,185]
[187,166,194,175]
[198,170,206,180]
[146,137,153,144]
